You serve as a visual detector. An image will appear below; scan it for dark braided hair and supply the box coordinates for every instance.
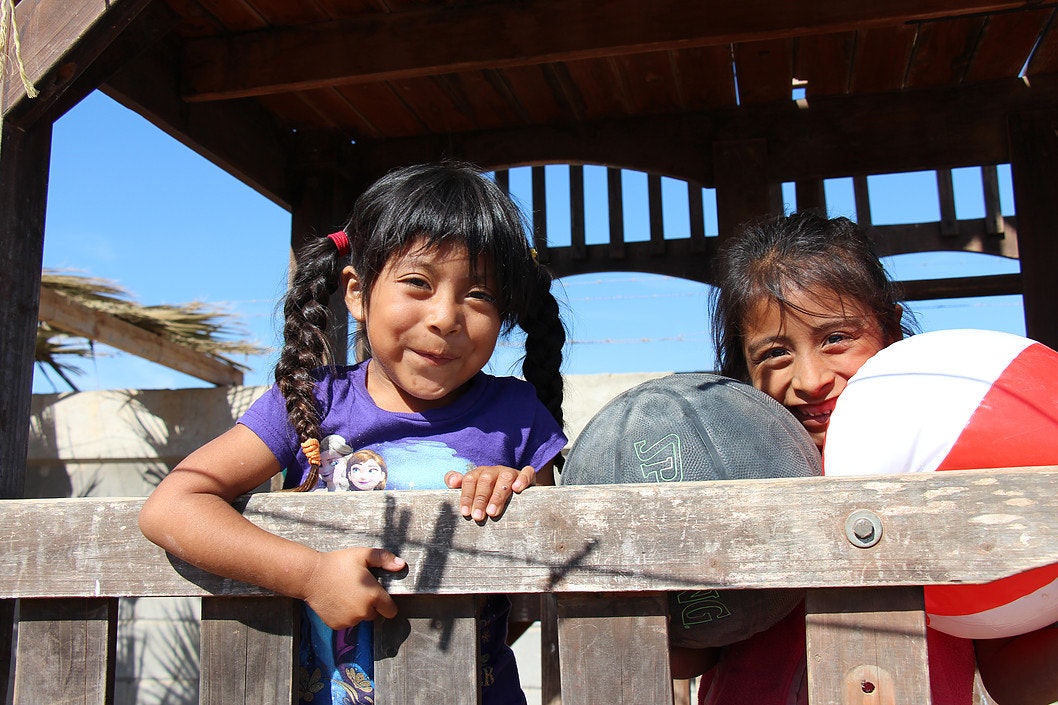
[278,162,565,491]
[710,211,914,383]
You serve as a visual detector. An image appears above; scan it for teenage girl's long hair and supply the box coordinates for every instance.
[276,162,566,491]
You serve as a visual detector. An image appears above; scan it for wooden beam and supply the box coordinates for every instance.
[348,75,1058,190]
[4,469,1058,598]
[1008,109,1058,350]
[897,273,1022,301]
[37,287,244,387]
[2,0,155,125]
[103,42,291,210]
[180,0,1038,101]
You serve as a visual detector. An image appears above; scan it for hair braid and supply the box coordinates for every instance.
[519,267,566,432]
[275,235,347,491]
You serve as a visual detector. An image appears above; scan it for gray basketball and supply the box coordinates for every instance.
[562,373,821,648]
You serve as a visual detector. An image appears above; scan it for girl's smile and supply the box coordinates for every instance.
[740,287,890,449]
[345,239,502,414]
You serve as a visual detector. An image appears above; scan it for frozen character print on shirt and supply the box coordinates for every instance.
[318,435,355,491]
[337,449,388,491]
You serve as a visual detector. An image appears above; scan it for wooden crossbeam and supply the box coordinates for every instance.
[180,0,1037,101]
[37,286,244,387]
[2,468,1057,599]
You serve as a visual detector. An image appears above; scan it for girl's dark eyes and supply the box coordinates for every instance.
[468,290,497,303]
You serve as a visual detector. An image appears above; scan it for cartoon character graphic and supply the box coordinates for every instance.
[342,449,388,491]
[318,435,355,491]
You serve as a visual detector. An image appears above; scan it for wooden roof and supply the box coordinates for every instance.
[10,0,1049,212]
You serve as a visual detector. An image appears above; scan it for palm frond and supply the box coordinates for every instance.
[37,269,269,388]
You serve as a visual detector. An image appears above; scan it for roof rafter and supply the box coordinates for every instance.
[181,0,1038,101]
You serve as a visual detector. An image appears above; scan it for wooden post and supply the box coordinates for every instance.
[533,166,550,263]
[0,122,51,705]
[289,130,358,365]
[795,178,827,215]
[607,167,626,259]
[713,139,782,242]
[569,165,586,260]
[1008,110,1058,350]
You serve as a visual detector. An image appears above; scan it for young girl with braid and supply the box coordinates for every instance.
[140,162,567,705]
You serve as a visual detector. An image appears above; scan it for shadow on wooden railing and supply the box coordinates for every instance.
[4,468,1057,704]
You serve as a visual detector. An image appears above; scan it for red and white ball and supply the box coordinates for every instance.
[823,328,1058,639]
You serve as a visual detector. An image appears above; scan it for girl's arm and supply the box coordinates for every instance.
[139,424,405,629]
[975,626,1058,705]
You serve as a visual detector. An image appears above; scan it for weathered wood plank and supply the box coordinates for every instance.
[180,0,1037,101]
[1,0,155,123]
[200,597,297,705]
[2,469,1058,598]
[37,286,244,386]
[375,595,480,705]
[556,592,672,705]
[806,587,931,704]
[12,597,116,705]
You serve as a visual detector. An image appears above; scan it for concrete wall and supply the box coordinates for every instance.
[23,372,670,704]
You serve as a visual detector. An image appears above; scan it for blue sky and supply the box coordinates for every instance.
[34,91,1024,393]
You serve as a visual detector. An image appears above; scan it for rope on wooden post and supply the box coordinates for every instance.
[1,0,38,99]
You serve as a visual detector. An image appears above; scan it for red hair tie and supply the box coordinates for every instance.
[327,230,351,257]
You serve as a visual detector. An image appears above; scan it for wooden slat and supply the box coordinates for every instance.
[375,595,479,705]
[796,32,855,96]
[966,8,1054,81]
[648,173,665,255]
[569,165,587,259]
[936,168,959,236]
[898,273,1021,301]
[4,470,1058,598]
[806,587,931,704]
[615,50,682,115]
[180,0,1037,101]
[200,597,297,705]
[13,598,117,705]
[533,165,549,261]
[733,38,794,105]
[981,164,1005,235]
[871,217,1019,259]
[795,178,827,215]
[556,592,672,705]
[37,287,244,386]
[850,25,918,93]
[904,16,987,88]
[1025,9,1058,75]
[540,594,562,705]
[854,175,872,226]
[688,182,707,251]
[672,45,738,110]
[607,167,626,258]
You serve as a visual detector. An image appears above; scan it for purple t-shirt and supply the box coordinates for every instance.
[241,362,566,491]
[238,362,566,705]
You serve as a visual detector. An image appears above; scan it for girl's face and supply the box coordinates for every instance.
[740,287,891,449]
[345,239,502,413]
[348,459,385,490]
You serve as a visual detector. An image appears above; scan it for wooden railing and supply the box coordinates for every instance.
[4,468,1057,704]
